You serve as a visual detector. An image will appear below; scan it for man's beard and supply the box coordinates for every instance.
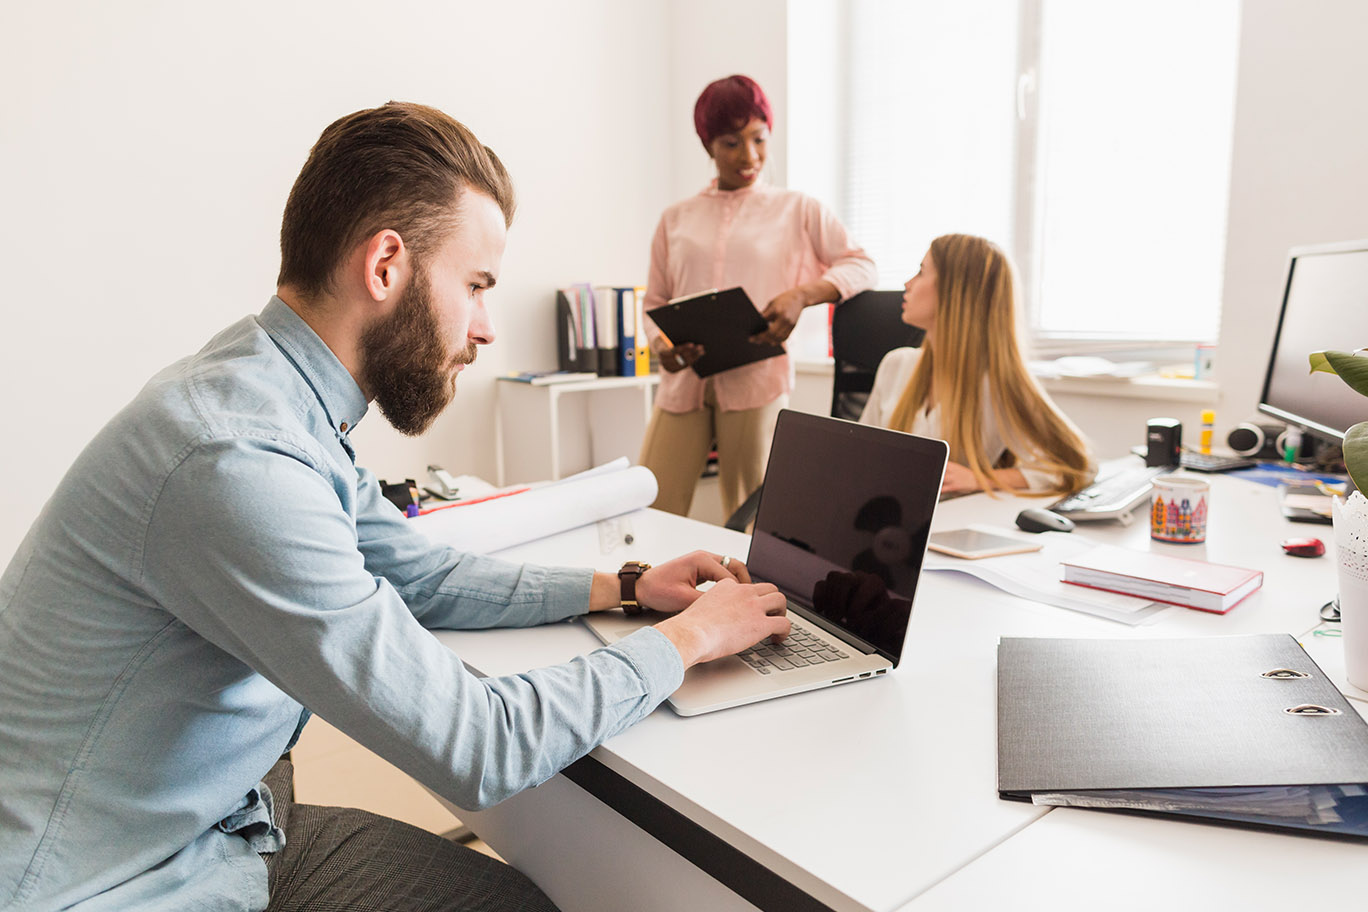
[358,267,477,437]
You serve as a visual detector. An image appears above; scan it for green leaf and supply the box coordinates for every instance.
[1308,349,1368,398]
[1346,421,1368,495]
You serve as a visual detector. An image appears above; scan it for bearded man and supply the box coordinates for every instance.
[0,102,789,912]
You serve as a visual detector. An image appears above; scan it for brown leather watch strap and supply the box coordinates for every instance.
[618,561,652,615]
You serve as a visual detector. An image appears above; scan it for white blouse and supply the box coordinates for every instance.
[858,347,1066,493]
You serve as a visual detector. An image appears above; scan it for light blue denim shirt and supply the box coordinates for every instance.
[0,298,684,911]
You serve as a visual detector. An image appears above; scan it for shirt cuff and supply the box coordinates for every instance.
[822,262,876,302]
[535,565,596,624]
[605,626,686,703]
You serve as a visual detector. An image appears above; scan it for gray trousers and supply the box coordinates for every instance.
[260,758,559,912]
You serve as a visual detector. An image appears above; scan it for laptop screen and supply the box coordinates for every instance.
[746,411,947,664]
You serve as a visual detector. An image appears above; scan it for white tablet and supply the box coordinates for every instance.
[927,529,1044,560]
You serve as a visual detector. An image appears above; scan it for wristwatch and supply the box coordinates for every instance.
[618,561,652,616]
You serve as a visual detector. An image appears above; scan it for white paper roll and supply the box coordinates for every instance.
[412,464,659,555]
[1332,492,1368,690]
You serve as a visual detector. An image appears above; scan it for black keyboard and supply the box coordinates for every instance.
[1130,445,1257,473]
[1180,452,1257,473]
[1049,465,1174,520]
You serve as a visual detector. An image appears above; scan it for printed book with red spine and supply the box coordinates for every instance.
[1060,545,1263,614]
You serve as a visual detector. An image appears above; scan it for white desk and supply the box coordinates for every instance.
[429,470,1359,912]
[493,374,658,486]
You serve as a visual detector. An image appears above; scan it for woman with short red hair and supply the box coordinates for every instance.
[640,74,877,520]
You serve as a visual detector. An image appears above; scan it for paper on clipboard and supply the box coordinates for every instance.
[646,287,785,377]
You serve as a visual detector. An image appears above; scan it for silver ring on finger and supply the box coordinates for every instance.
[720,555,732,570]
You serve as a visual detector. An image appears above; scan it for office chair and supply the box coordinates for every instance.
[829,290,925,421]
[723,291,924,532]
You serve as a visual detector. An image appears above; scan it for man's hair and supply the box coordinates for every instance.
[693,75,773,150]
[277,102,516,299]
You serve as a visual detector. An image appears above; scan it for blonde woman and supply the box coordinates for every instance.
[860,234,1094,496]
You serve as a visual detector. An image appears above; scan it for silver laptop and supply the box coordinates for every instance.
[584,409,948,715]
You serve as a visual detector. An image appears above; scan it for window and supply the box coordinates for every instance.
[788,0,1240,345]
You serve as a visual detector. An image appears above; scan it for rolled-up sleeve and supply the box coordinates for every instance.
[807,198,878,301]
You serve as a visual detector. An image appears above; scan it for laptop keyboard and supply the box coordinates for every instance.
[738,619,850,674]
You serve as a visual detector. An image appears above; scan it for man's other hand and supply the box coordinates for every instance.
[636,550,752,613]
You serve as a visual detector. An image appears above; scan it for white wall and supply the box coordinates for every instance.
[665,0,789,202]
[1217,0,1368,436]
[0,0,697,564]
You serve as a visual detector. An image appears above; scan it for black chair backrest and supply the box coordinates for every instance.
[830,290,925,420]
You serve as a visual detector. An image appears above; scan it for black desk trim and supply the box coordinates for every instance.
[561,755,838,912]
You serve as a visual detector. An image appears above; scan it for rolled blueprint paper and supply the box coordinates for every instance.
[412,463,658,555]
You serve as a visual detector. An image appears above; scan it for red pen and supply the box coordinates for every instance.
[412,486,531,516]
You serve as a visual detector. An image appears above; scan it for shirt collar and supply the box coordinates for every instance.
[700,176,768,198]
[257,296,369,437]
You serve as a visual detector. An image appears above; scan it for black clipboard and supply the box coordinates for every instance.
[646,287,785,378]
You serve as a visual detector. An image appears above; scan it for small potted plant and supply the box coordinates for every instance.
[1310,348,1368,691]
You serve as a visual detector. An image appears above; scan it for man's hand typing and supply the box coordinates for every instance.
[654,579,789,668]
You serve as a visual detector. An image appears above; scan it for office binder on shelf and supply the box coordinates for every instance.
[645,286,784,377]
[603,286,636,377]
[592,284,618,377]
[555,288,597,373]
[997,635,1368,838]
[632,286,650,376]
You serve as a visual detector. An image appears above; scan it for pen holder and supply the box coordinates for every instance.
[1332,492,1368,691]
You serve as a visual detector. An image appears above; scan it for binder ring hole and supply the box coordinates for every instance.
[1262,668,1310,679]
[1284,704,1341,715]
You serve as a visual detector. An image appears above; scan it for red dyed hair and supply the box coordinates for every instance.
[693,75,773,149]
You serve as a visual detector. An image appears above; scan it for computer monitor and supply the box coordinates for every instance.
[1258,239,1368,442]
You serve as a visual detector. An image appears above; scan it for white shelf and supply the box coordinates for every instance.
[494,374,660,485]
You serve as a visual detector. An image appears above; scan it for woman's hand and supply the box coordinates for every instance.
[658,342,705,373]
[941,461,982,494]
[941,462,1029,494]
[753,279,840,346]
[753,288,809,345]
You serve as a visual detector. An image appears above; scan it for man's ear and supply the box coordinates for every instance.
[362,229,408,303]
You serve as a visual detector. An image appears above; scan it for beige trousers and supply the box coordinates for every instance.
[639,385,787,520]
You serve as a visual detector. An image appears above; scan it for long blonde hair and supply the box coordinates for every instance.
[888,234,1092,496]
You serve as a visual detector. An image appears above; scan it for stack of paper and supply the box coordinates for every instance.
[1032,785,1366,829]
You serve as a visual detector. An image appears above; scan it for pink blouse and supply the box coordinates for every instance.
[644,180,877,413]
